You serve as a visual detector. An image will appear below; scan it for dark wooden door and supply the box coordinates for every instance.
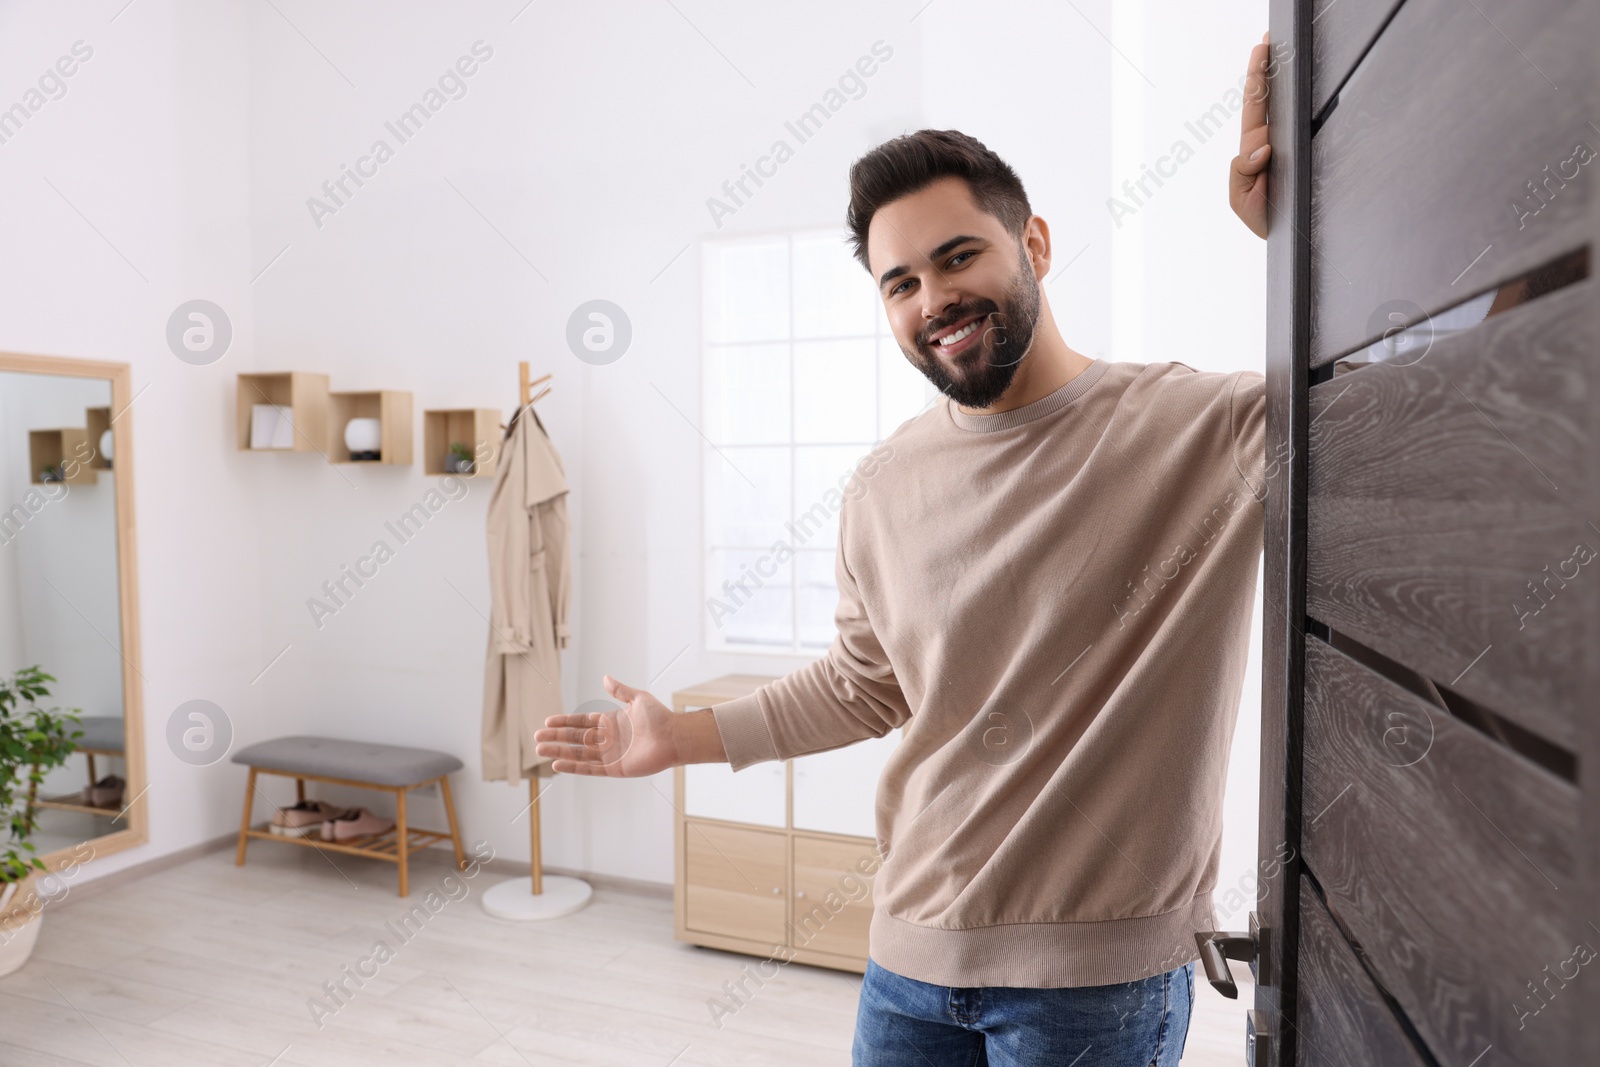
[1245,1,1599,1065]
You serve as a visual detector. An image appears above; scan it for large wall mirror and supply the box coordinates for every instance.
[0,353,146,878]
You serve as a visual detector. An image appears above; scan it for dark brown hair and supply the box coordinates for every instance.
[845,129,1032,275]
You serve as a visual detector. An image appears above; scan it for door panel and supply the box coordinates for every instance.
[1302,637,1577,1065]
[1305,278,1594,748]
[1296,879,1430,1067]
[1260,0,1598,1063]
[1307,0,1597,366]
[1308,0,1399,120]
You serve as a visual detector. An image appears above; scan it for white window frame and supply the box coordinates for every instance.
[700,226,920,656]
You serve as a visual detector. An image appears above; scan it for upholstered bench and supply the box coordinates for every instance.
[26,715,128,819]
[232,736,467,897]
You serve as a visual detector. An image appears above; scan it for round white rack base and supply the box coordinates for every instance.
[480,874,593,921]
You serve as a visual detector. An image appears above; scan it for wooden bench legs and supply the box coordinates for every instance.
[438,775,467,873]
[395,787,408,897]
[235,766,258,866]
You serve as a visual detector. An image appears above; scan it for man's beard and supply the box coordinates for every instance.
[904,245,1042,409]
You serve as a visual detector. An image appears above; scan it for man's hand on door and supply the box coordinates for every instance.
[1230,31,1273,239]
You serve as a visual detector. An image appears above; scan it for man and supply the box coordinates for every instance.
[536,34,1277,1067]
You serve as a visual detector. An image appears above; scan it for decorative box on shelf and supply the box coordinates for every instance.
[236,372,330,453]
[28,428,97,485]
[328,390,413,465]
[422,408,501,478]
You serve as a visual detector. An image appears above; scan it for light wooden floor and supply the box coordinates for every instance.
[1,844,1252,1065]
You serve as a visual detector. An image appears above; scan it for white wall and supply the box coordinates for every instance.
[241,0,927,880]
[0,0,1265,898]
[0,0,262,879]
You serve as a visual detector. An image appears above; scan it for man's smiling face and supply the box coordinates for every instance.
[868,175,1042,409]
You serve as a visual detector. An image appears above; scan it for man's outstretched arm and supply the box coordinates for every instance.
[536,488,909,777]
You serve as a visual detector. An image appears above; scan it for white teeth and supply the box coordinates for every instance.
[937,320,979,346]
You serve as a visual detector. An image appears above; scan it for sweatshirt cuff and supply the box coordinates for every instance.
[710,691,781,771]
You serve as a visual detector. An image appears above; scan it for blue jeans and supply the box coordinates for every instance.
[852,958,1195,1067]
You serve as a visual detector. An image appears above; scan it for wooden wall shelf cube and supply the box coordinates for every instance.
[28,428,97,485]
[328,390,413,465]
[422,409,501,478]
[236,372,330,452]
[84,407,112,470]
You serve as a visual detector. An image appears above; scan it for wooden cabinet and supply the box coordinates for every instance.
[672,674,895,973]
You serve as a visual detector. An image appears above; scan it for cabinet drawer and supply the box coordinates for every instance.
[683,821,788,945]
[790,835,878,961]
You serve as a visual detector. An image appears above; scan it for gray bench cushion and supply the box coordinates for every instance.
[231,736,463,787]
[73,716,125,753]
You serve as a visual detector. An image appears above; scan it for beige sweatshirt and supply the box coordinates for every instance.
[711,358,1269,988]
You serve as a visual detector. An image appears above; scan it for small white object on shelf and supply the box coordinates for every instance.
[99,428,114,462]
[250,404,295,449]
[343,417,382,460]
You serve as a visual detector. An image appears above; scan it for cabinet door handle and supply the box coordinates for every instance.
[771,886,782,895]
[796,890,806,899]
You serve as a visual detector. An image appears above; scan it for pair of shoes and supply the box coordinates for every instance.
[80,775,124,809]
[320,806,395,842]
[269,799,342,837]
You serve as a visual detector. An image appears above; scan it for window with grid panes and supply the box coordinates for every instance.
[702,229,938,653]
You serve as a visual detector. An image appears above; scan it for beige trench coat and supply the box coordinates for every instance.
[481,402,571,783]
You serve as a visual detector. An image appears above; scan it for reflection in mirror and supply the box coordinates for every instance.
[1332,246,1591,375]
[0,372,126,861]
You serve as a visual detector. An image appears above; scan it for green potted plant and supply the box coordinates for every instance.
[446,441,475,474]
[0,666,81,975]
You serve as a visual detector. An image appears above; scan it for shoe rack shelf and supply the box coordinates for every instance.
[234,766,467,897]
[27,793,126,819]
[241,822,454,864]
[25,740,127,822]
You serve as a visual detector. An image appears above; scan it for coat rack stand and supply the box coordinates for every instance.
[481,362,593,923]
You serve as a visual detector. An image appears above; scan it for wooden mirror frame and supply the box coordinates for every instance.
[0,352,148,869]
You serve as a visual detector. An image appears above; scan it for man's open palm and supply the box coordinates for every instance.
[1231,32,1273,239]
[535,674,678,777]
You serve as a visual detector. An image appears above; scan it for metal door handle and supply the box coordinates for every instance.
[1194,930,1256,999]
